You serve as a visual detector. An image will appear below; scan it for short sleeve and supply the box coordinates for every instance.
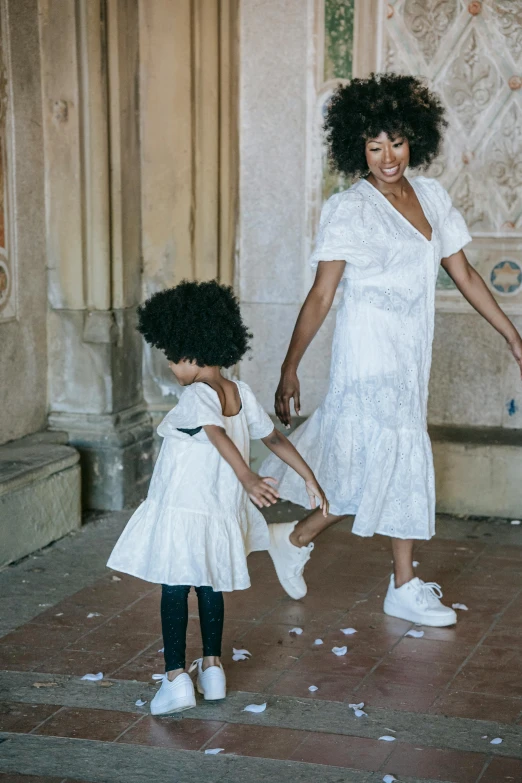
[309,190,376,279]
[237,382,275,440]
[421,177,472,259]
[157,383,225,438]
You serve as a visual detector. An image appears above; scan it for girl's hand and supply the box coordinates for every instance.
[275,367,301,428]
[243,473,280,508]
[509,334,522,380]
[305,478,329,518]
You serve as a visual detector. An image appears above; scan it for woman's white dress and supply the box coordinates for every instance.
[107,380,274,591]
[261,176,471,541]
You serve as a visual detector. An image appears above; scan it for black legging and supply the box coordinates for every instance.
[161,584,224,671]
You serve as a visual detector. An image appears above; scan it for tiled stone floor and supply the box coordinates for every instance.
[1,506,522,782]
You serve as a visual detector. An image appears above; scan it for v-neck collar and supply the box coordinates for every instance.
[360,177,434,244]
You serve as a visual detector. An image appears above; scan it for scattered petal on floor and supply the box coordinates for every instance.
[243,702,267,713]
[452,603,469,611]
[289,627,303,635]
[135,699,147,707]
[354,709,367,717]
[158,647,164,653]
[383,775,397,783]
[413,560,420,567]
[32,682,58,688]
[314,639,323,645]
[39,603,52,608]
[332,646,348,656]
[340,628,357,635]
[490,737,503,745]
[81,672,104,681]
[405,630,424,638]
[87,612,101,618]
[349,702,365,711]
[111,575,122,581]
[232,653,249,661]
[379,736,397,742]
[511,520,521,526]
[308,685,318,692]
[205,748,224,755]
[55,613,64,617]
[232,648,251,656]
[481,736,488,739]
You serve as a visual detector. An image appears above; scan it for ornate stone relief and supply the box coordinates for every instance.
[492,1,522,63]
[403,0,459,63]
[452,172,486,229]
[488,103,522,215]
[444,28,500,132]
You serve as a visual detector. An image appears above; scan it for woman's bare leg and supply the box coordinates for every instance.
[289,508,347,547]
[391,538,415,587]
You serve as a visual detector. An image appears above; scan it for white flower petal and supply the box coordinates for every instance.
[383,775,397,783]
[452,603,469,611]
[354,709,367,717]
[205,748,224,755]
[490,737,503,745]
[332,646,348,656]
[413,560,420,567]
[348,702,365,710]
[232,653,249,661]
[340,628,357,636]
[87,612,101,619]
[510,520,521,525]
[405,630,424,638]
[158,647,164,653]
[289,627,303,635]
[232,648,251,656]
[81,672,103,681]
[308,685,318,692]
[314,639,323,645]
[243,702,267,713]
[135,699,147,707]
[379,736,396,742]
[111,575,122,581]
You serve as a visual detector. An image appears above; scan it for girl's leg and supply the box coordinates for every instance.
[161,584,191,680]
[195,586,224,671]
[391,538,415,587]
[290,508,347,547]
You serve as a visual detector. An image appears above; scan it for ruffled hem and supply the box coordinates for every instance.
[260,406,435,541]
[107,504,268,592]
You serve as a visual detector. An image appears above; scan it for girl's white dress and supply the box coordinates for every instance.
[261,176,471,541]
[107,380,275,591]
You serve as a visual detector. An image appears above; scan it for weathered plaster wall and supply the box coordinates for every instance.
[0,0,47,444]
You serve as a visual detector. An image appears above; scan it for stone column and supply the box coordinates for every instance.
[40,0,152,510]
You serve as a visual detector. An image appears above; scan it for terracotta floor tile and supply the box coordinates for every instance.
[238,623,323,650]
[430,690,522,723]
[389,638,473,666]
[290,732,393,770]
[0,645,49,672]
[452,666,522,698]
[482,627,522,651]
[224,664,281,692]
[117,715,224,750]
[385,743,487,783]
[209,723,304,760]
[43,648,138,677]
[355,680,441,712]
[369,660,456,689]
[0,624,87,651]
[33,707,139,742]
[0,703,61,733]
[291,650,379,678]
[480,756,522,782]
[268,670,364,701]
[465,645,519,670]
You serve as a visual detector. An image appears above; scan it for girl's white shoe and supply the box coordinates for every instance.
[191,658,226,700]
[150,672,196,715]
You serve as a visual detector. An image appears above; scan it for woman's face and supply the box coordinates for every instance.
[365,132,410,184]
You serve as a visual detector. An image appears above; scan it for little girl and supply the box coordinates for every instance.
[107,280,328,715]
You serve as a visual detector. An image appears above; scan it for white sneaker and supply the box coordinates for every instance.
[150,672,196,715]
[268,521,314,600]
[191,658,226,700]
[384,575,457,627]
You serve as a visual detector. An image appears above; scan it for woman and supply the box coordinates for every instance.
[261,73,522,626]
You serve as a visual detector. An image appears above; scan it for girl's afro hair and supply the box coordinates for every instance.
[324,72,447,178]
[137,280,252,368]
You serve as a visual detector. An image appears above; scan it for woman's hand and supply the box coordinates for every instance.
[242,472,280,508]
[508,333,522,379]
[305,478,329,518]
[275,367,301,427]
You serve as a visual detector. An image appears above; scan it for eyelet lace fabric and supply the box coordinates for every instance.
[261,177,472,541]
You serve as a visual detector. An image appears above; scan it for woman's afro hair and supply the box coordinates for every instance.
[324,72,447,178]
[137,280,252,368]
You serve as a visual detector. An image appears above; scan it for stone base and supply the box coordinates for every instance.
[0,431,81,567]
[49,405,153,511]
[431,426,522,519]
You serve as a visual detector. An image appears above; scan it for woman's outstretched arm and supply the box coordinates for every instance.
[442,250,522,376]
[275,260,346,426]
